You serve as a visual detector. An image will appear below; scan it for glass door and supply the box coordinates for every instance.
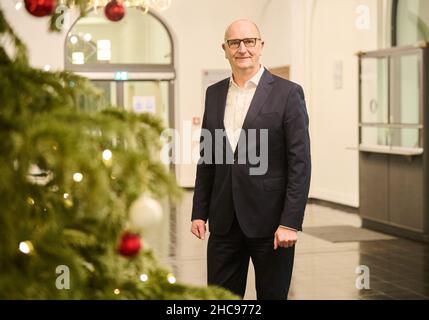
[90,80,172,127]
[88,77,174,264]
[92,81,118,108]
[123,81,171,128]
[122,80,172,265]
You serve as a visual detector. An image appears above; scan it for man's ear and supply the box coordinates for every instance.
[222,43,227,58]
[259,41,265,57]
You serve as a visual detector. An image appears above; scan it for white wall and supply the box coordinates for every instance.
[296,0,389,207]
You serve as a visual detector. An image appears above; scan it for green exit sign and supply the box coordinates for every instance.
[114,71,128,80]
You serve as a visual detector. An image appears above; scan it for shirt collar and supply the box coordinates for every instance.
[229,65,265,88]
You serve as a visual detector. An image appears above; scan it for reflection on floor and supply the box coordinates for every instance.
[158,191,429,300]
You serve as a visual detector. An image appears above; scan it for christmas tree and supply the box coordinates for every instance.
[0,6,236,300]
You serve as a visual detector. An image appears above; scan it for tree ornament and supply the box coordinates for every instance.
[24,0,56,17]
[118,232,141,257]
[19,241,34,255]
[104,0,125,22]
[129,195,163,231]
[27,164,53,186]
[167,273,176,284]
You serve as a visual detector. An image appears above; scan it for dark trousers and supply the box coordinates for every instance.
[207,214,295,300]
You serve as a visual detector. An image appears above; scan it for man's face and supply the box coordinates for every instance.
[222,21,264,72]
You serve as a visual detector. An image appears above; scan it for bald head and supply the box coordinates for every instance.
[224,19,261,41]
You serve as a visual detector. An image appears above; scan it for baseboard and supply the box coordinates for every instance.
[308,198,358,214]
[309,188,359,208]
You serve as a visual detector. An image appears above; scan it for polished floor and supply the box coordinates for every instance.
[149,191,429,300]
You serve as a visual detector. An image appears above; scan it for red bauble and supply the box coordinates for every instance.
[118,232,141,257]
[104,0,125,22]
[24,0,56,17]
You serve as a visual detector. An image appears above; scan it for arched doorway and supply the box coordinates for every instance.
[65,7,176,263]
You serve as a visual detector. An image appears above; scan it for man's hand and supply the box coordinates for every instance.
[274,227,297,249]
[191,219,207,240]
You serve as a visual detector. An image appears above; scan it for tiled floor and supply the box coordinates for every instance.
[150,191,429,300]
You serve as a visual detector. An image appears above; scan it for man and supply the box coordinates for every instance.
[191,19,311,300]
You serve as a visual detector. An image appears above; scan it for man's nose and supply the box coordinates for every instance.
[238,41,247,53]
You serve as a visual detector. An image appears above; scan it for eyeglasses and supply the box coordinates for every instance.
[225,38,261,49]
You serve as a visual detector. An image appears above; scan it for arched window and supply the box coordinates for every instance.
[64,8,175,129]
[65,7,173,69]
[393,0,429,46]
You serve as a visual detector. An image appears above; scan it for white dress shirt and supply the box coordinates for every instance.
[223,65,265,152]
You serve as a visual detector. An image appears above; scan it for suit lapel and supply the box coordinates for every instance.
[216,78,230,130]
[241,69,274,130]
[215,78,235,157]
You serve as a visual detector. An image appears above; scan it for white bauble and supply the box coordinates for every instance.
[27,164,53,186]
[129,194,163,231]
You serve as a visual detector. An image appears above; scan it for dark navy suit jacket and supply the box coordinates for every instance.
[191,69,311,238]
